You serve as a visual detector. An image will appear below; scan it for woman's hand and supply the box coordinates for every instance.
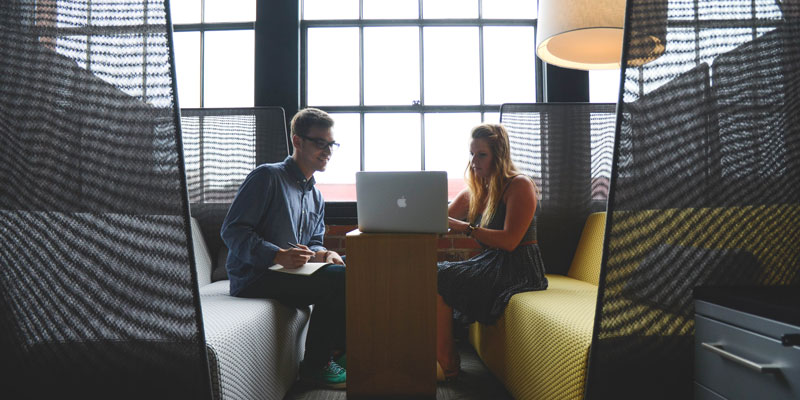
[448,217,470,235]
[324,250,345,265]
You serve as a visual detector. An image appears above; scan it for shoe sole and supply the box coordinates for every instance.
[300,378,346,390]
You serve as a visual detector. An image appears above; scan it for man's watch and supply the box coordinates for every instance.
[465,224,476,237]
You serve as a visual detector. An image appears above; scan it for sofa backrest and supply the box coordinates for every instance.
[191,217,213,287]
[566,212,606,286]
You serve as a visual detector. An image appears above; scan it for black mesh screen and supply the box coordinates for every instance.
[501,103,616,275]
[0,1,211,398]
[181,107,289,204]
[587,1,800,398]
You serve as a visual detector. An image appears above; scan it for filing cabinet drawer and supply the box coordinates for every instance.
[695,382,726,400]
[695,314,800,400]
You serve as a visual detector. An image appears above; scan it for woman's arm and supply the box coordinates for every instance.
[448,187,470,220]
[467,176,536,252]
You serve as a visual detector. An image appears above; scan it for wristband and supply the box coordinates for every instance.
[465,224,476,237]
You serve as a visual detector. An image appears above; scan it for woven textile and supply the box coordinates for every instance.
[181,107,289,204]
[567,212,607,285]
[200,294,310,400]
[471,280,597,400]
[0,1,210,398]
[587,1,800,398]
[501,103,616,275]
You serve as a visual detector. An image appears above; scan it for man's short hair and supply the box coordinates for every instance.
[290,107,334,137]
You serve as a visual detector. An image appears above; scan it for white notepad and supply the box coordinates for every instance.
[268,262,331,276]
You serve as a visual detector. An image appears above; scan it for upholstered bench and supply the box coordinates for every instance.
[190,218,310,400]
[469,212,606,400]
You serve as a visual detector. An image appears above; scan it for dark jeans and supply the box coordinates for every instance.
[238,264,346,368]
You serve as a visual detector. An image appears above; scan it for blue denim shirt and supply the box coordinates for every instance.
[221,156,326,295]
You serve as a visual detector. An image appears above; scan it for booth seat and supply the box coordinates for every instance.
[469,212,606,400]
[190,217,310,400]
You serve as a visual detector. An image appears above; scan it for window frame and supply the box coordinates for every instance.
[172,0,255,108]
[299,9,542,172]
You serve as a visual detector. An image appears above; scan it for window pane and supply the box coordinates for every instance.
[424,113,481,199]
[423,27,479,105]
[424,0,478,19]
[364,113,421,171]
[303,0,358,20]
[173,32,201,108]
[482,0,537,19]
[315,113,360,201]
[483,26,536,104]
[205,0,255,23]
[170,0,201,24]
[589,69,621,103]
[363,0,418,19]
[204,30,254,107]
[307,28,360,106]
[484,112,500,123]
[364,27,420,106]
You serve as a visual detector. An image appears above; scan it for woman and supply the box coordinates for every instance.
[437,123,548,379]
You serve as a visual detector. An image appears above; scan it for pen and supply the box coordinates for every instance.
[288,242,300,249]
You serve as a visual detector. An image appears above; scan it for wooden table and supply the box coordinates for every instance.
[345,230,437,399]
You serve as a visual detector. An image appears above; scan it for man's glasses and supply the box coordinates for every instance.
[296,134,340,151]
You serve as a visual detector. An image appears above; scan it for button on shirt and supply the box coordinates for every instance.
[221,156,326,295]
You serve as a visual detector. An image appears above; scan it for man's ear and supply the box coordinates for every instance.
[291,134,302,150]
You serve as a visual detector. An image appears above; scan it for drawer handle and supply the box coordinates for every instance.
[701,342,781,373]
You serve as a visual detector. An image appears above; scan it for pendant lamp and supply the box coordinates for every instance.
[536,0,666,70]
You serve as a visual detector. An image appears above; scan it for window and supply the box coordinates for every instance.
[589,69,621,104]
[171,0,255,108]
[301,0,538,200]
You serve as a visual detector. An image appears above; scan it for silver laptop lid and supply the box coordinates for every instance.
[356,171,448,234]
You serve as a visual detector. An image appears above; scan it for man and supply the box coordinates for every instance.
[221,107,346,389]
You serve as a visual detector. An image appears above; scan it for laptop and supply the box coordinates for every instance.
[356,171,448,234]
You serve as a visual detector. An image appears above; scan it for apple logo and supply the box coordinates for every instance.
[397,196,407,208]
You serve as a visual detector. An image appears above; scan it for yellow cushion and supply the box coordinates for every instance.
[470,274,597,400]
[567,212,606,285]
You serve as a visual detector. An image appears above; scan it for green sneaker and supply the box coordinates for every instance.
[300,359,346,389]
[335,353,346,369]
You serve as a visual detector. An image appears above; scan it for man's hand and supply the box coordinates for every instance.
[273,244,314,269]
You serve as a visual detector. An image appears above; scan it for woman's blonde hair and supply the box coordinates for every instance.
[466,123,530,227]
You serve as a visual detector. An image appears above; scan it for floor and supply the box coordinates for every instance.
[283,341,513,400]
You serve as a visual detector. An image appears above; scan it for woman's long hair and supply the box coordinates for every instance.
[466,124,529,227]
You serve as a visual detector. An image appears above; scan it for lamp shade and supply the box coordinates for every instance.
[536,0,666,70]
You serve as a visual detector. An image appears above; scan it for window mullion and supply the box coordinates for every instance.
[418,0,425,170]
[478,0,485,111]
[359,0,365,171]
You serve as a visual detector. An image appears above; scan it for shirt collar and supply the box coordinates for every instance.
[284,156,316,190]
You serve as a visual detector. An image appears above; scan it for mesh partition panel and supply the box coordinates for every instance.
[0,1,211,398]
[587,1,800,398]
[501,103,616,275]
[181,107,289,205]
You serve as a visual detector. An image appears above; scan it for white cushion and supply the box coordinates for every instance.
[190,217,213,287]
[199,280,230,297]
[201,295,310,400]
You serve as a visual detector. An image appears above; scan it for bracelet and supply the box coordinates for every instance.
[465,224,476,237]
